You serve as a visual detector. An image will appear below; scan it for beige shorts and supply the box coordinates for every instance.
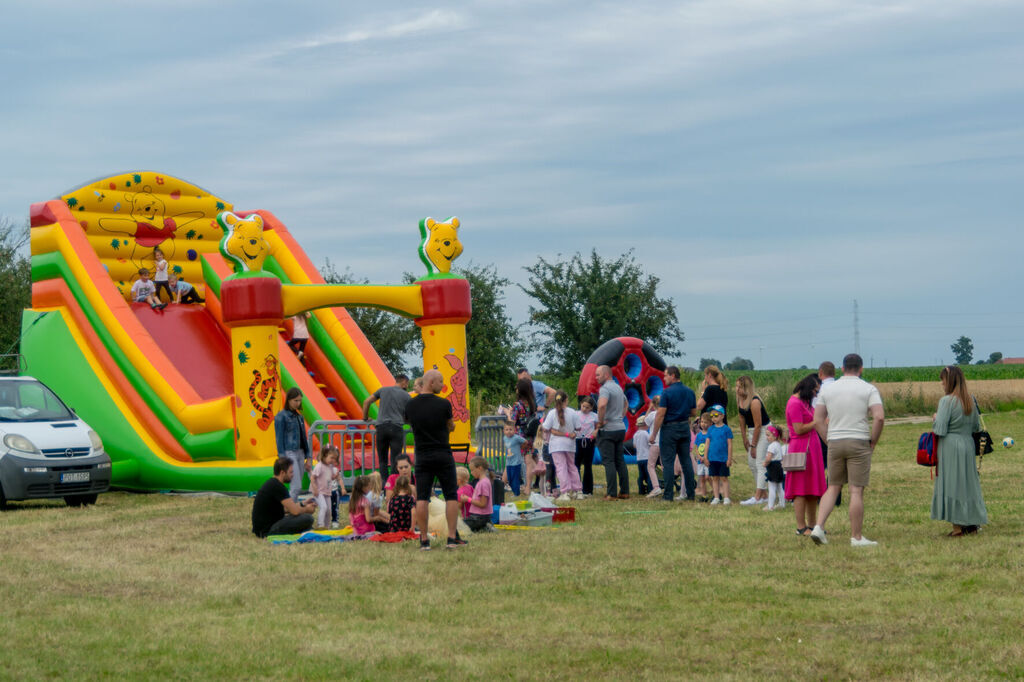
[827,439,872,487]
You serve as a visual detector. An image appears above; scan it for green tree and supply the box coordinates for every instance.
[988,351,1003,364]
[724,356,754,371]
[0,216,31,372]
[520,250,684,376]
[453,262,525,401]
[319,260,419,373]
[950,336,974,365]
[699,358,722,370]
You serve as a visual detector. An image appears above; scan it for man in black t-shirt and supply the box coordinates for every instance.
[404,369,464,550]
[251,457,317,538]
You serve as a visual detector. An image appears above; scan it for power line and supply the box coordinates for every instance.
[685,325,850,342]
[684,314,847,329]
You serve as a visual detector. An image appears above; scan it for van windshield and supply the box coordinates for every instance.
[0,381,75,421]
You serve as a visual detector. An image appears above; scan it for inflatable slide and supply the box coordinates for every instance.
[23,172,471,492]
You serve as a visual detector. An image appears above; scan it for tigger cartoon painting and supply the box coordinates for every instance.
[249,354,280,430]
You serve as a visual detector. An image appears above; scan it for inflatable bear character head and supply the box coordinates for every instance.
[218,212,269,274]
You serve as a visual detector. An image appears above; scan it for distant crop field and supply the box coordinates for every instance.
[862,364,1024,382]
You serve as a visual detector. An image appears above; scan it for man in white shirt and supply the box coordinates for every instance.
[810,354,884,547]
[814,361,838,506]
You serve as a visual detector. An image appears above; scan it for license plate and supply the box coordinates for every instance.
[61,472,90,483]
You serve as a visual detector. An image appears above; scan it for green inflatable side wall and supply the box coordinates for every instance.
[20,309,272,492]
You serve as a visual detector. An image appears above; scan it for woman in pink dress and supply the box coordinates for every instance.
[785,374,826,536]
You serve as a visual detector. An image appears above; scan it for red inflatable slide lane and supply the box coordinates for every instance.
[131,303,234,401]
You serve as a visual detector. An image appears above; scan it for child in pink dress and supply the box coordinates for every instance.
[456,467,475,519]
[464,457,494,532]
[349,476,388,535]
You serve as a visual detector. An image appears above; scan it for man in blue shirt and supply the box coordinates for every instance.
[518,368,557,492]
[517,368,556,412]
[648,366,697,501]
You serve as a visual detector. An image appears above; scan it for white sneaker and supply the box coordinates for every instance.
[850,536,878,547]
[646,488,663,498]
[722,498,731,505]
[674,492,688,501]
[762,504,775,512]
[709,497,721,506]
[757,498,769,505]
[556,494,571,505]
[740,497,758,506]
[810,525,828,545]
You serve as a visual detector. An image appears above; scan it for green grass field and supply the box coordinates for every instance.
[2,415,1022,680]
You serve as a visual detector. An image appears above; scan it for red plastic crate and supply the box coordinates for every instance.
[541,507,576,523]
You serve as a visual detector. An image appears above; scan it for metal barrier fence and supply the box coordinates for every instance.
[308,420,410,487]
[308,419,492,488]
[474,415,508,472]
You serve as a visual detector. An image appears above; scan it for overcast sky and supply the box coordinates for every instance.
[2,1,1022,370]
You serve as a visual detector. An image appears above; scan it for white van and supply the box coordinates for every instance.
[0,376,111,508]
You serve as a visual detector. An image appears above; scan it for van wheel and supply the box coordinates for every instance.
[0,485,7,510]
[64,494,98,507]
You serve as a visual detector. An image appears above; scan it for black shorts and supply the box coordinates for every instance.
[414,451,458,502]
[766,460,785,483]
[708,461,730,477]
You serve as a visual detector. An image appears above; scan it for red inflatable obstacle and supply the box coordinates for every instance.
[577,336,667,441]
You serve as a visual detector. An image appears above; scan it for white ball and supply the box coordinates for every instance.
[1002,437,1015,448]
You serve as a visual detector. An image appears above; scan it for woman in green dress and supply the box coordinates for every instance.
[931,366,987,536]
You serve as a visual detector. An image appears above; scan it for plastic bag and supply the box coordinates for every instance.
[529,492,556,509]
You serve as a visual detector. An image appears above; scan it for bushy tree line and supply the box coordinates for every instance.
[0,216,31,371]
[324,250,686,401]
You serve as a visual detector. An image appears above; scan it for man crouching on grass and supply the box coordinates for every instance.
[251,457,317,538]
[404,369,467,551]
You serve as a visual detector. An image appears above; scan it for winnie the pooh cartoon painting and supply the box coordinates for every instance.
[97,185,204,265]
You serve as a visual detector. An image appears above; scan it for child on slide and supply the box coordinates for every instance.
[151,247,171,304]
[130,268,166,310]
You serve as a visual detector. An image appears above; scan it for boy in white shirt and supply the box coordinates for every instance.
[633,415,655,495]
[130,268,166,310]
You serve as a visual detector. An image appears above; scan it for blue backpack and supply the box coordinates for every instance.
[917,432,937,467]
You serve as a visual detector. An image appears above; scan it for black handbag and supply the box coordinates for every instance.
[972,397,993,468]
